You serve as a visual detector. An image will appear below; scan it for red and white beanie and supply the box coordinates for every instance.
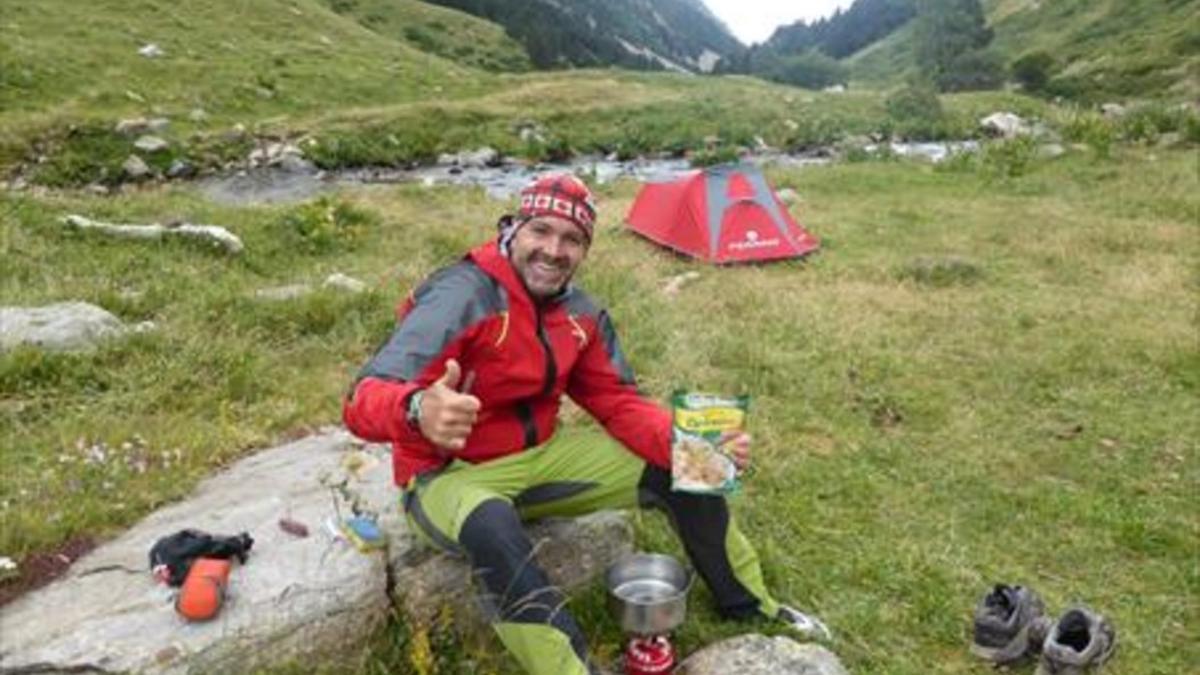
[515,172,597,236]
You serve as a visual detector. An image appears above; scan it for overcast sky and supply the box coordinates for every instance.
[704,0,856,45]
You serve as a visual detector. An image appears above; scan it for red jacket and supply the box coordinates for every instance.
[344,240,671,485]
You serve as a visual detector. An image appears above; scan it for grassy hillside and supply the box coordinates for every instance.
[318,0,531,73]
[0,0,495,127]
[848,0,1200,100]
[989,0,1200,101]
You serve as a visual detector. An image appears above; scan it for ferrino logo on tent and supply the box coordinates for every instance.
[624,164,819,264]
[729,229,781,251]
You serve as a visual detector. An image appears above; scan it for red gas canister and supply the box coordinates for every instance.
[624,635,675,675]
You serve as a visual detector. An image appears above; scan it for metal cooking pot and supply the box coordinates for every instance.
[605,553,692,635]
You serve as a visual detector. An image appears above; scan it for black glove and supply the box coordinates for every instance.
[149,529,254,586]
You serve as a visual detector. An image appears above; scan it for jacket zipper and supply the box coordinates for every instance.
[535,307,557,397]
[517,307,558,448]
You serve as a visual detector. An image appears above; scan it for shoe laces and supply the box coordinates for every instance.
[778,605,833,641]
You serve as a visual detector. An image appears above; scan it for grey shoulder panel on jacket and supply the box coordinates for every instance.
[561,286,602,318]
[358,260,505,383]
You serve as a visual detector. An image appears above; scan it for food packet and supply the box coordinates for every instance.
[670,391,749,494]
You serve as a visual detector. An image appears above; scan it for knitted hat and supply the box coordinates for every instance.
[498,173,598,254]
[516,172,597,239]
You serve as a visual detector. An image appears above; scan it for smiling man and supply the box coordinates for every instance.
[343,173,828,674]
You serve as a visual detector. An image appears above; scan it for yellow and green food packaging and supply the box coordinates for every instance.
[670,391,749,494]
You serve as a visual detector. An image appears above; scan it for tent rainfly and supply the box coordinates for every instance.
[624,164,819,263]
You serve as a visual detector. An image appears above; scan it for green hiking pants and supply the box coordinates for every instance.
[401,428,779,675]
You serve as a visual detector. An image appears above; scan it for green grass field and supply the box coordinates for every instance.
[1,0,1197,671]
[2,143,1196,673]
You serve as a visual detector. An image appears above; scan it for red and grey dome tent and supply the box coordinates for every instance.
[624,164,819,263]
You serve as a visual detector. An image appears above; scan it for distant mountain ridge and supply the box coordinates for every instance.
[421,0,743,72]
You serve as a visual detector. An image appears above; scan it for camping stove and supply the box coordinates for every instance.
[624,634,675,674]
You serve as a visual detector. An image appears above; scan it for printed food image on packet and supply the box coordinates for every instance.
[670,391,749,494]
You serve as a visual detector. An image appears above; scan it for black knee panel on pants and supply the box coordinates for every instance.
[458,499,592,658]
[638,465,761,619]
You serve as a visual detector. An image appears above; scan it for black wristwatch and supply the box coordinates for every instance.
[405,389,425,429]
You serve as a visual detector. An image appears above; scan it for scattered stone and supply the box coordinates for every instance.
[248,142,307,170]
[86,183,110,196]
[323,273,367,294]
[9,177,28,191]
[133,135,169,153]
[137,43,164,58]
[165,159,195,179]
[823,84,846,93]
[898,255,983,287]
[980,112,1029,138]
[147,117,170,133]
[677,634,847,675]
[518,125,546,144]
[1100,102,1126,118]
[122,155,151,179]
[62,214,244,255]
[662,271,701,297]
[776,188,801,205]
[254,284,313,301]
[1037,143,1066,159]
[277,154,315,174]
[0,302,126,353]
[188,108,208,123]
[115,118,151,136]
[460,147,500,169]
[1157,132,1182,147]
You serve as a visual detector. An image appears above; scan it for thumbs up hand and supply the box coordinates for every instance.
[416,359,481,453]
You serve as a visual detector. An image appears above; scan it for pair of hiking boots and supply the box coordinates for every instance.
[971,584,1116,673]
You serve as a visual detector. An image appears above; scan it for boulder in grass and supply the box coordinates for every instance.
[0,431,394,675]
[980,112,1029,139]
[0,429,636,673]
[123,154,152,179]
[134,135,169,153]
[0,302,126,353]
[676,634,848,675]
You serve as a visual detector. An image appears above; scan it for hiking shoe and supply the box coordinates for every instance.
[1035,606,1116,674]
[777,604,833,641]
[970,584,1051,665]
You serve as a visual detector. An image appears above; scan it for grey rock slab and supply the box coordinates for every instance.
[677,634,848,675]
[0,430,399,675]
[392,510,633,633]
[0,302,125,352]
[116,117,152,136]
[123,154,152,178]
[254,284,313,301]
[980,112,1029,138]
[1038,143,1066,159]
[134,135,170,153]
[323,273,367,293]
